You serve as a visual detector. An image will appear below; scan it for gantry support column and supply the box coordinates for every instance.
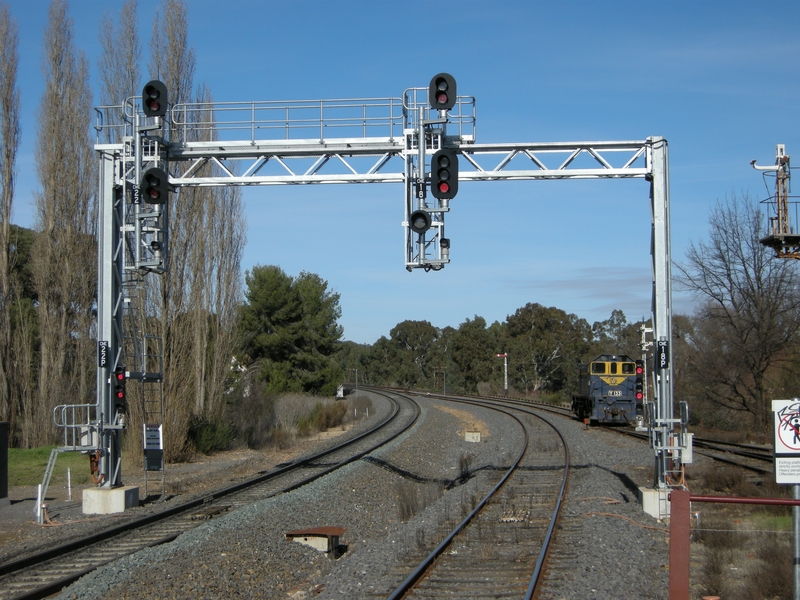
[97,148,125,488]
[649,136,675,490]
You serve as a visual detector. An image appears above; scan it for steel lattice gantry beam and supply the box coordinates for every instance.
[164,134,676,491]
[166,139,650,186]
[89,87,677,502]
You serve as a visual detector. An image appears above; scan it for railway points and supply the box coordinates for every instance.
[1,388,679,599]
[68,72,682,525]
[0,391,417,600]
[10,69,690,597]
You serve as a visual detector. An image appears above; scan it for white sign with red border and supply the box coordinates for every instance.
[772,399,800,484]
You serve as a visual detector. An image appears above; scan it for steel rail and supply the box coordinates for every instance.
[385,398,530,600]
[380,390,571,600]
[483,394,774,473]
[437,394,570,600]
[0,390,418,600]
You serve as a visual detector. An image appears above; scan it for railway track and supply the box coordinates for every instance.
[464,393,775,474]
[0,390,419,600]
[381,394,568,599]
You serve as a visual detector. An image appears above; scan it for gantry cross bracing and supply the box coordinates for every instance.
[165,140,650,186]
[84,81,677,500]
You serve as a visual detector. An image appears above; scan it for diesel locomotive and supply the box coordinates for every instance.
[571,354,644,424]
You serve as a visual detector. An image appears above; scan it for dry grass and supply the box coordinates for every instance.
[396,480,444,522]
[695,512,792,599]
[700,465,759,496]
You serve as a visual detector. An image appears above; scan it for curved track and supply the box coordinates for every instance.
[0,390,419,600]
[384,393,569,600]
[469,394,774,474]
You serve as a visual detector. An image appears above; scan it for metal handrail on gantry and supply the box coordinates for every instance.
[84,78,679,516]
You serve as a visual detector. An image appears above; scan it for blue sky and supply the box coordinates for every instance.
[9,0,800,344]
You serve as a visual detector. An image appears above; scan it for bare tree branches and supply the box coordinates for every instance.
[0,2,19,433]
[29,0,97,446]
[98,0,139,144]
[148,0,194,105]
[145,0,244,459]
[675,193,800,429]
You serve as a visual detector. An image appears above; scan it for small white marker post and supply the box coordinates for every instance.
[35,484,42,523]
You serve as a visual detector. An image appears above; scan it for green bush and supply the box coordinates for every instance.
[296,415,312,437]
[224,379,278,449]
[309,401,347,431]
[187,414,234,455]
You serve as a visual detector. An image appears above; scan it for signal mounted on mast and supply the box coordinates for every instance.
[142,80,168,118]
[431,149,458,200]
[428,73,456,111]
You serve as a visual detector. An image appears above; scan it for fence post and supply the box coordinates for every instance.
[669,489,690,600]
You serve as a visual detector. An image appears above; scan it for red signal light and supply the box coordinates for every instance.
[141,167,169,204]
[142,80,168,118]
[428,73,456,111]
[634,360,644,402]
[113,367,127,407]
[431,149,458,200]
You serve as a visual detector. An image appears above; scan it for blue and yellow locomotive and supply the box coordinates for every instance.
[571,354,644,424]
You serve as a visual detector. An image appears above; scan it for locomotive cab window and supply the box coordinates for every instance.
[622,363,635,374]
[591,363,606,374]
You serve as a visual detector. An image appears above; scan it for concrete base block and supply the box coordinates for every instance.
[639,486,670,520]
[83,486,139,515]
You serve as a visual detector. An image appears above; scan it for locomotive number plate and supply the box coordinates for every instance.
[607,390,622,396]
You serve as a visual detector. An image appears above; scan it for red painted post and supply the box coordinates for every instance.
[669,489,691,600]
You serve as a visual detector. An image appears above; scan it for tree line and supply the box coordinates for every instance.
[0,0,246,460]
[340,194,800,436]
[337,306,645,399]
[1,1,797,459]
[338,193,800,438]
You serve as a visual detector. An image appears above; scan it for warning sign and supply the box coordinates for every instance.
[772,399,800,483]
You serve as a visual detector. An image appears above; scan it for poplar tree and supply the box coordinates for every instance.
[98,0,140,143]
[0,2,19,437]
[147,0,245,458]
[30,0,96,446]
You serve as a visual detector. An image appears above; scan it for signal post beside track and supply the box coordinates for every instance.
[42,74,686,519]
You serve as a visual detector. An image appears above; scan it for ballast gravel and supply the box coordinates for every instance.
[48,394,672,600]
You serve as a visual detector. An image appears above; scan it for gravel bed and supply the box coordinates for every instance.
[533,411,670,600]
[0,393,395,565]
[18,394,678,599]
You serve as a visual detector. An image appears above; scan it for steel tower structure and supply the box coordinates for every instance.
[45,76,682,514]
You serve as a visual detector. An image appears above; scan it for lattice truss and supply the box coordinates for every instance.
[91,83,677,493]
[166,140,650,187]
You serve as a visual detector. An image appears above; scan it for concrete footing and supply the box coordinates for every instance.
[639,486,670,520]
[83,486,139,514]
